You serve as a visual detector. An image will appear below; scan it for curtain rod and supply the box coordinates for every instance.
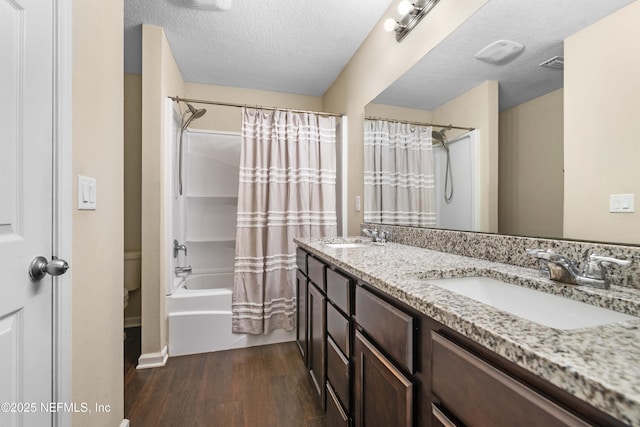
[365,115,475,132]
[170,96,344,118]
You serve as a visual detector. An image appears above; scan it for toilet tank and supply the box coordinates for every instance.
[124,251,141,291]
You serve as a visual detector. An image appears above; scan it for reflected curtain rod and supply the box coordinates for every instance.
[170,96,344,118]
[365,115,475,131]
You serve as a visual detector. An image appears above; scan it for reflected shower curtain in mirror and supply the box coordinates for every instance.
[364,119,436,227]
[233,108,337,334]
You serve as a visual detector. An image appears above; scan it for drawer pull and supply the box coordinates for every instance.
[432,404,457,427]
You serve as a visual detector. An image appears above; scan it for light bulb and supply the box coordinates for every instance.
[398,0,414,15]
[384,18,398,32]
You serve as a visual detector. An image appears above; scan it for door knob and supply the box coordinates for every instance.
[29,256,70,282]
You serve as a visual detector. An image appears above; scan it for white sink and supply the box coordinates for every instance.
[427,276,637,330]
[326,243,369,249]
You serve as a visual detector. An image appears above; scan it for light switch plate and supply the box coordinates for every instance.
[78,175,97,210]
[609,193,634,213]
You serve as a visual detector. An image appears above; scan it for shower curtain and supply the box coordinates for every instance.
[364,119,436,227]
[233,108,337,334]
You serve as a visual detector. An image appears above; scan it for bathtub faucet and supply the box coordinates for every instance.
[174,239,188,258]
[175,265,192,277]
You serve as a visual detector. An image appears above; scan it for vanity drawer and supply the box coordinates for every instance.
[327,336,350,412]
[326,268,351,314]
[327,302,349,355]
[431,332,590,427]
[296,248,307,274]
[307,256,325,290]
[326,382,349,427]
[355,285,414,373]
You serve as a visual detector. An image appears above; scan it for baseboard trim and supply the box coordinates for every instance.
[136,345,168,370]
[119,419,130,427]
[124,316,141,328]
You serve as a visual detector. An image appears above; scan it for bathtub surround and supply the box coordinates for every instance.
[364,119,436,227]
[233,108,338,334]
[363,223,640,290]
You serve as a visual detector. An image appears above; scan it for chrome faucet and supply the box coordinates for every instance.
[175,265,192,276]
[527,249,631,289]
[362,228,391,243]
[174,239,188,258]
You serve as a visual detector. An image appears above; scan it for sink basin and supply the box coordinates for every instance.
[326,243,369,249]
[427,276,637,330]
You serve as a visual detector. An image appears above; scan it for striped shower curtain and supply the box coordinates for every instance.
[232,108,337,334]
[364,119,436,227]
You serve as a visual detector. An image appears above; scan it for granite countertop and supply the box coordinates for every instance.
[295,237,640,426]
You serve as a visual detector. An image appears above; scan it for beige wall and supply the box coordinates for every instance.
[124,73,142,253]
[141,25,185,355]
[322,0,488,234]
[433,81,499,232]
[124,73,142,323]
[184,83,323,132]
[72,0,124,425]
[564,1,640,244]
[499,89,564,238]
[124,73,142,326]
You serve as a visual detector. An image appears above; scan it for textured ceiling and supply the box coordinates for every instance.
[373,0,636,111]
[125,0,635,109]
[124,0,393,96]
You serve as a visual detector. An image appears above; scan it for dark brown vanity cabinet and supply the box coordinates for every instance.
[296,249,354,422]
[354,330,413,427]
[308,278,326,406]
[306,255,327,407]
[354,285,421,427]
[431,332,591,427]
[295,269,308,363]
[296,248,308,361]
[296,247,623,427]
[326,268,353,423]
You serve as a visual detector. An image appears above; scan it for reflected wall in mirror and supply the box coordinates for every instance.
[364,0,640,245]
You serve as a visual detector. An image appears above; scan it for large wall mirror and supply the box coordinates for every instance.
[363,0,640,246]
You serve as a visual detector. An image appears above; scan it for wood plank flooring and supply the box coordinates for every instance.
[124,328,326,427]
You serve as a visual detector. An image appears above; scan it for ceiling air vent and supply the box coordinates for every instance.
[540,56,564,70]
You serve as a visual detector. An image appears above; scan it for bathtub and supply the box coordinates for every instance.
[167,273,295,357]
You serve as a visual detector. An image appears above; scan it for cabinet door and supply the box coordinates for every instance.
[308,282,326,408]
[296,269,308,364]
[354,331,413,427]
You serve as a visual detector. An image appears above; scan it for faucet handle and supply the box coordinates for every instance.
[588,254,631,267]
[526,248,559,261]
[582,254,631,283]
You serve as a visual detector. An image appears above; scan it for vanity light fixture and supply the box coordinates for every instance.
[384,0,441,42]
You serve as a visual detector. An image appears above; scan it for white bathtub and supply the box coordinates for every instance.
[167,273,295,357]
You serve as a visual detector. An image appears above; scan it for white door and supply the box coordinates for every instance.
[0,1,59,426]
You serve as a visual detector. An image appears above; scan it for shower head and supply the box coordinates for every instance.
[182,103,207,130]
[186,103,207,120]
[432,129,448,144]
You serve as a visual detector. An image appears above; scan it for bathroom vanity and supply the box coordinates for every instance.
[294,237,640,427]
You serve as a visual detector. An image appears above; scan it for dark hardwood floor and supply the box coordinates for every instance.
[124,327,326,427]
